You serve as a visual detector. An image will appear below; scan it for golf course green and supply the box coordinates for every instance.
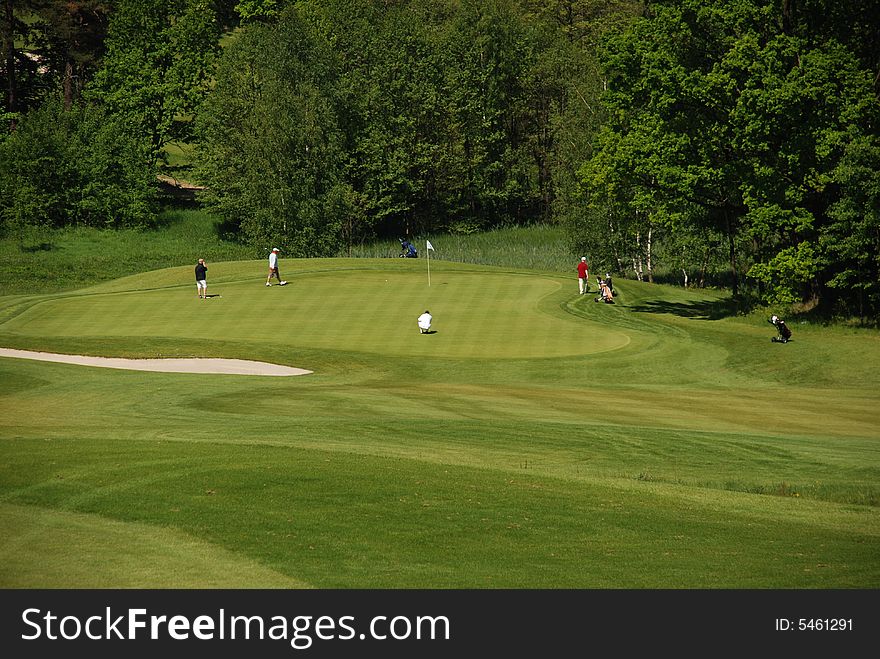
[1,258,878,587]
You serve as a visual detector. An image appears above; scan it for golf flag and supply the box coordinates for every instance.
[426,240,434,286]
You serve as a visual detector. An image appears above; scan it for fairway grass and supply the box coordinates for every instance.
[1,258,878,588]
[0,503,309,588]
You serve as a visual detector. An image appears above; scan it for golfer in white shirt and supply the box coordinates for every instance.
[266,248,287,286]
[417,310,432,334]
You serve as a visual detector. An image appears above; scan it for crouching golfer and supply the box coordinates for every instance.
[418,310,433,334]
[195,258,208,299]
[266,247,288,287]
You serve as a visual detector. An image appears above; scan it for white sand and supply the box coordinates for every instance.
[0,348,312,377]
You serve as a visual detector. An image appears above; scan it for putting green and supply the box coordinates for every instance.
[1,260,626,359]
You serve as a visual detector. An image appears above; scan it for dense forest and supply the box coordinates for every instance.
[2,1,878,317]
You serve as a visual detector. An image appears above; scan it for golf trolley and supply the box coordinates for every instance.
[594,276,614,303]
[399,238,418,258]
[769,315,792,343]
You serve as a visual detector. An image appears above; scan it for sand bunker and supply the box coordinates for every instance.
[0,348,311,377]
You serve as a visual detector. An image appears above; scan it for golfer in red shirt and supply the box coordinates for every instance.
[577,257,589,295]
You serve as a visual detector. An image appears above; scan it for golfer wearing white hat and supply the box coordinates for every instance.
[266,247,288,286]
[576,257,589,295]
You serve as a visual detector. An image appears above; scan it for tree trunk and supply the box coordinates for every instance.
[608,214,623,273]
[646,225,653,283]
[63,58,74,110]
[3,0,15,130]
[633,232,644,281]
[781,0,793,34]
[726,211,739,297]
[699,247,709,288]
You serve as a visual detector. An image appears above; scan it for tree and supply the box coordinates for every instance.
[197,0,655,254]
[2,0,112,131]
[519,0,643,46]
[2,0,42,130]
[234,0,291,23]
[0,97,157,231]
[30,0,111,110]
[195,5,346,255]
[820,134,880,318]
[732,37,879,307]
[332,0,447,239]
[87,0,221,166]
[439,0,538,229]
[581,0,880,315]
[1,0,18,129]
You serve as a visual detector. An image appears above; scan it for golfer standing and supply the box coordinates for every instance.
[577,257,589,295]
[266,247,287,287]
[195,258,208,299]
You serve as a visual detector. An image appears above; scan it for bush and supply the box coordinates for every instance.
[0,98,158,233]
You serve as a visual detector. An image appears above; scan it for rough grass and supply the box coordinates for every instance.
[344,224,578,274]
[0,209,255,296]
[1,257,878,588]
[1,215,580,296]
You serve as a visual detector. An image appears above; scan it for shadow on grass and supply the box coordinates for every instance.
[629,296,743,320]
[20,242,56,253]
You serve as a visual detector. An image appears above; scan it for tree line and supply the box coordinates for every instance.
[195,0,641,255]
[577,0,880,316]
[1,1,878,317]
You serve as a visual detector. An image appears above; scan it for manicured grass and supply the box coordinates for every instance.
[0,503,308,588]
[1,258,878,587]
[1,261,621,359]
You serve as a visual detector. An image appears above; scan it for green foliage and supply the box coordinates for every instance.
[747,242,820,305]
[821,134,880,317]
[0,97,157,232]
[580,0,880,316]
[26,0,111,108]
[197,0,640,252]
[195,6,346,256]
[234,0,287,22]
[546,38,605,229]
[87,0,221,164]
[440,0,536,226]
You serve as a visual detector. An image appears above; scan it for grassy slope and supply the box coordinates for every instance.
[1,257,878,588]
[0,210,255,297]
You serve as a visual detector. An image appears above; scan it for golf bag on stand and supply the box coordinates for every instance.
[769,315,792,343]
[399,238,418,258]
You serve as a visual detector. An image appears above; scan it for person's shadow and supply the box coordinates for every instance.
[421,330,437,334]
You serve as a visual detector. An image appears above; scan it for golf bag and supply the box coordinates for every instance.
[399,238,418,258]
[769,315,792,343]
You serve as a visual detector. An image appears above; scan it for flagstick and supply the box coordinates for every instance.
[427,242,431,287]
